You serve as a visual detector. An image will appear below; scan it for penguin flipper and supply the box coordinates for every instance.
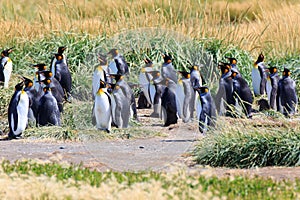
[196,94,202,120]
[108,61,118,74]
[175,81,185,118]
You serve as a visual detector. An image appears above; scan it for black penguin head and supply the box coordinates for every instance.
[22,76,34,88]
[162,53,172,64]
[226,57,237,65]
[255,52,264,64]
[151,71,161,79]
[230,68,239,78]
[144,58,153,67]
[108,49,119,57]
[98,54,107,65]
[99,79,106,89]
[178,71,190,79]
[218,62,231,74]
[1,47,13,57]
[38,70,53,79]
[14,81,24,91]
[199,86,209,94]
[283,68,291,77]
[58,46,66,54]
[32,63,47,71]
[268,66,277,74]
[109,74,123,82]
[55,53,64,61]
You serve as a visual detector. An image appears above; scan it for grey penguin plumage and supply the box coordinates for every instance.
[53,53,72,102]
[150,71,165,118]
[161,78,178,126]
[267,66,280,110]
[215,62,235,117]
[194,86,217,134]
[109,83,131,128]
[161,54,177,83]
[8,81,29,139]
[177,71,194,123]
[110,74,139,121]
[230,68,253,118]
[50,47,67,76]
[278,68,298,116]
[252,53,268,96]
[37,80,61,126]
[108,49,129,75]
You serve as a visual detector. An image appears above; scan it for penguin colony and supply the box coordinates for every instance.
[2,47,298,138]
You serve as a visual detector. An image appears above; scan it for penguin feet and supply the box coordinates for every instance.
[150,112,160,118]
[65,93,73,103]
[105,129,110,133]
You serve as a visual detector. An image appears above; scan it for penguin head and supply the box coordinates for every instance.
[1,47,13,57]
[230,68,239,78]
[218,62,231,75]
[43,86,51,92]
[144,58,153,67]
[55,53,64,61]
[38,70,53,79]
[162,53,172,64]
[57,46,66,54]
[226,57,237,65]
[268,66,277,74]
[22,76,34,88]
[283,68,291,77]
[32,63,47,71]
[178,71,190,79]
[109,74,123,82]
[98,54,107,65]
[99,79,106,89]
[108,49,119,57]
[198,86,209,94]
[14,81,25,91]
[255,52,264,64]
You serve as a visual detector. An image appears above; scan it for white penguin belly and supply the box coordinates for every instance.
[94,95,111,130]
[12,93,29,135]
[3,61,12,88]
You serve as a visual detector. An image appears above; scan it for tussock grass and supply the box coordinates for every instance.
[194,116,300,168]
[0,160,299,199]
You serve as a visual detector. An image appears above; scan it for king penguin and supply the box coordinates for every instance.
[177,71,194,123]
[109,83,131,128]
[37,79,61,126]
[8,81,29,139]
[230,68,253,118]
[252,53,268,96]
[161,78,178,127]
[266,66,280,110]
[23,76,43,124]
[110,74,139,121]
[53,53,72,102]
[194,86,216,134]
[215,62,235,117]
[150,71,165,118]
[92,54,108,98]
[0,47,13,88]
[161,53,177,83]
[278,68,298,116]
[108,49,129,75]
[50,46,67,76]
[190,64,204,119]
[94,79,112,133]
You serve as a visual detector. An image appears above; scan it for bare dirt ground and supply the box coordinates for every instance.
[1,109,300,181]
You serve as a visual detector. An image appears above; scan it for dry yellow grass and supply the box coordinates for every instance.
[0,0,299,58]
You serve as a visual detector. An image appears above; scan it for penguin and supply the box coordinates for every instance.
[150,71,166,118]
[161,53,177,83]
[36,69,64,113]
[50,46,67,76]
[230,68,253,118]
[177,71,194,123]
[108,49,129,75]
[138,58,155,107]
[215,62,235,117]
[194,86,216,134]
[23,76,43,124]
[53,53,72,102]
[92,54,109,98]
[226,57,238,70]
[8,81,29,139]
[0,47,13,88]
[109,83,130,128]
[252,53,268,96]
[266,66,280,110]
[161,78,178,127]
[189,65,204,119]
[277,68,298,116]
[110,74,139,121]
[37,79,61,126]
[94,79,111,132]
